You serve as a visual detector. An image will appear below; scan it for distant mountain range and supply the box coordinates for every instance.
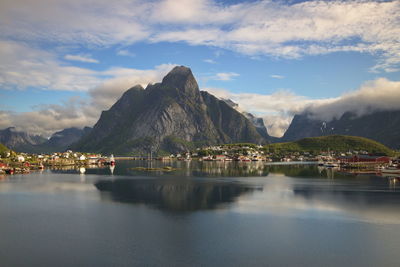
[0,127,47,153]
[282,110,400,150]
[72,66,270,154]
[0,127,91,153]
[2,66,399,154]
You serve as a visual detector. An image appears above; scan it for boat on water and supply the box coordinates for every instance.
[5,169,14,175]
[324,162,339,168]
[380,165,400,175]
[104,154,115,166]
[241,157,251,162]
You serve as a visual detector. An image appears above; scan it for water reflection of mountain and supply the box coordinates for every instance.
[95,179,262,212]
[116,161,271,177]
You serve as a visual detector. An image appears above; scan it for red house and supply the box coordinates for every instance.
[338,155,390,164]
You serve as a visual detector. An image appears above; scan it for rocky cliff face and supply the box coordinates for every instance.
[282,110,400,149]
[73,66,268,154]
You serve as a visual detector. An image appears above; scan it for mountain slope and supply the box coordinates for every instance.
[265,135,394,156]
[40,127,92,153]
[282,110,400,149]
[220,98,272,141]
[73,66,268,154]
[0,127,46,152]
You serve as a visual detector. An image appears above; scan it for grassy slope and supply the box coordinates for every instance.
[264,135,395,156]
[0,143,9,153]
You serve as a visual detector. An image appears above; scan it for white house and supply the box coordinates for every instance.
[17,155,25,162]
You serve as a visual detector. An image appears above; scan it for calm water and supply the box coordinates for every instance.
[1,161,400,266]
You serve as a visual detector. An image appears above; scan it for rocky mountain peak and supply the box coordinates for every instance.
[73,66,270,154]
[161,66,199,97]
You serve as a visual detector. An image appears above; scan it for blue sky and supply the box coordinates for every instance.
[0,0,399,136]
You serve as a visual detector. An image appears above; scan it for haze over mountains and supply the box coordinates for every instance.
[282,110,400,150]
[1,66,399,154]
[0,126,90,153]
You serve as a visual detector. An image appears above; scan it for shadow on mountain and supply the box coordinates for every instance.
[94,178,262,212]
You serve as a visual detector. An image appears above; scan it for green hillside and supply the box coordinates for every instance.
[0,143,11,157]
[264,135,395,156]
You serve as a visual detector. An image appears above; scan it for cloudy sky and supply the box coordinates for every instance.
[0,0,399,137]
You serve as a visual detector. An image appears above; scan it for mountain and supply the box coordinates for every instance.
[0,127,46,152]
[265,135,394,156]
[41,127,92,153]
[73,66,268,155]
[0,126,92,153]
[282,110,400,149]
[220,98,274,142]
[242,112,280,142]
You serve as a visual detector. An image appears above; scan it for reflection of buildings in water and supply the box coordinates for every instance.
[185,160,191,176]
[94,179,263,212]
[51,165,77,171]
[194,161,269,177]
[79,167,86,182]
[325,167,336,179]
[109,165,115,175]
[388,177,399,190]
[317,166,324,174]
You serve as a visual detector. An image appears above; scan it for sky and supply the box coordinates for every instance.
[0,0,399,137]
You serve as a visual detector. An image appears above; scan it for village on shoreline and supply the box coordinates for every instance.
[1,142,399,175]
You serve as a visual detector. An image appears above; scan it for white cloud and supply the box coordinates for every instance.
[270,74,284,79]
[0,40,100,91]
[204,87,331,137]
[205,78,400,137]
[306,78,400,121]
[1,0,400,137]
[0,64,177,136]
[87,64,177,113]
[0,0,399,71]
[150,0,400,72]
[213,72,239,81]
[117,49,136,57]
[64,54,99,63]
[203,59,216,64]
[0,0,150,47]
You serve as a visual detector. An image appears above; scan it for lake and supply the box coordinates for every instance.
[1,160,400,266]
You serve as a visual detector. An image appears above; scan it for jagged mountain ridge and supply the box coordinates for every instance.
[73,66,269,154]
[282,110,400,149]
